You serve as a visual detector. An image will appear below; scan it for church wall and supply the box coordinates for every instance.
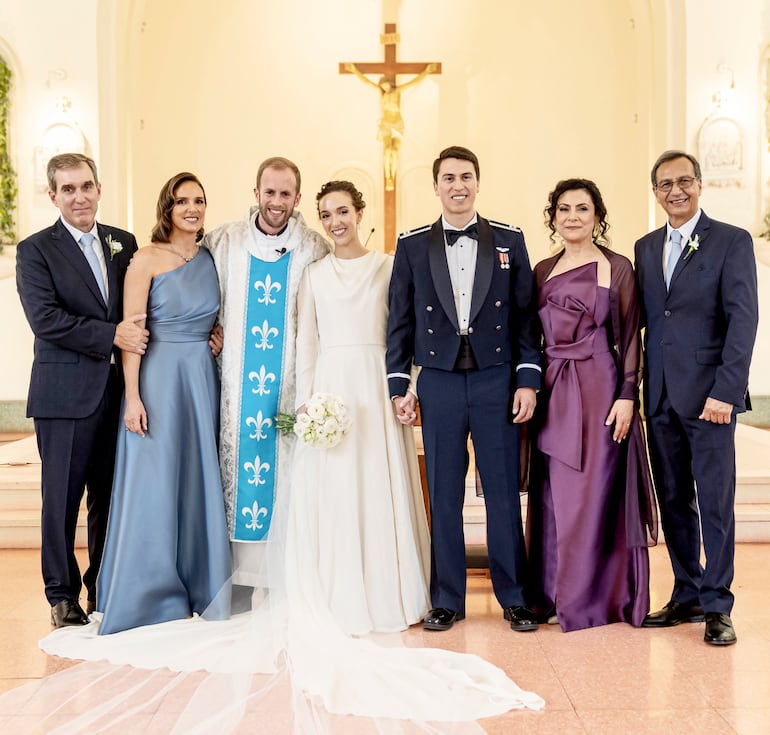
[1,0,769,407]
[125,0,652,266]
[0,0,101,241]
[0,1,100,402]
[684,0,770,394]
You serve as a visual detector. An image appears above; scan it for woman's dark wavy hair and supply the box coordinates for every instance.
[315,180,366,214]
[544,178,610,248]
[151,172,207,243]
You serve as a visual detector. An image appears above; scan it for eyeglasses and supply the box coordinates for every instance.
[654,177,699,193]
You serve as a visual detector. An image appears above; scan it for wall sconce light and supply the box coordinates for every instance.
[34,78,87,192]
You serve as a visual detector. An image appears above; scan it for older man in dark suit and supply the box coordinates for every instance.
[386,146,542,632]
[634,150,758,646]
[16,153,148,626]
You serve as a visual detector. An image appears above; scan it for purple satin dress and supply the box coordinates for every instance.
[529,262,649,631]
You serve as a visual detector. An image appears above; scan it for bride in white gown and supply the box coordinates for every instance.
[292,179,430,636]
[15,182,543,734]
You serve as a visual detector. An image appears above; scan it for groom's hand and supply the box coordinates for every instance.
[511,387,536,424]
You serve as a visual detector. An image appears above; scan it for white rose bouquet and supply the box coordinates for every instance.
[275,393,352,449]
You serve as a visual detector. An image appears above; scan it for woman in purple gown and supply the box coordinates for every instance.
[526,178,657,632]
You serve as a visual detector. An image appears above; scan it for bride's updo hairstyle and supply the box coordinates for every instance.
[316,180,366,214]
[543,178,610,248]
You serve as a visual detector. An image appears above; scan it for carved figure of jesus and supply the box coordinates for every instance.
[343,62,439,190]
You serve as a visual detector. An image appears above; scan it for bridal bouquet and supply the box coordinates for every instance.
[275,393,352,448]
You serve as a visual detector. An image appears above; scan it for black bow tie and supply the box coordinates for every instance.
[445,224,478,246]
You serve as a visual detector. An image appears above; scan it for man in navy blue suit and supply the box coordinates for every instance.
[635,150,758,645]
[16,153,147,627]
[386,146,542,632]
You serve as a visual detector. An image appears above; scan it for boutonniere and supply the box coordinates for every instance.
[683,234,700,261]
[105,234,123,260]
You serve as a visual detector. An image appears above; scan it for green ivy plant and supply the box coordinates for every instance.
[0,58,17,254]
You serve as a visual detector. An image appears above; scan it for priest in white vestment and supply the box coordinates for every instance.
[204,157,328,584]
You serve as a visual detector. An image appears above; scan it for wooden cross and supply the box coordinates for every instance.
[340,23,441,250]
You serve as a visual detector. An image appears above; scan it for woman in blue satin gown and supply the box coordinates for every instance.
[96,172,231,635]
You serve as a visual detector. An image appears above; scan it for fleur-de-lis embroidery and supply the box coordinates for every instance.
[249,366,276,395]
[251,319,279,351]
[243,455,271,486]
[245,410,273,441]
[254,274,282,305]
[242,501,269,531]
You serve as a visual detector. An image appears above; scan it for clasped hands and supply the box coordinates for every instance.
[392,387,537,426]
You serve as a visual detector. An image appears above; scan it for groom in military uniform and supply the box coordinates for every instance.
[386,145,542,632]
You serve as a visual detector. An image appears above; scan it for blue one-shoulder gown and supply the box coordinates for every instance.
[97,249,231,635]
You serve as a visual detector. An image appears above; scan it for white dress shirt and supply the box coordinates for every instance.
[443,215,478,335]
[61,217,109,301]
[663,209,702,276]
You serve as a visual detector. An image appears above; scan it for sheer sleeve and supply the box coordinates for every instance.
[612,256,641,402]
[295,267,318,409]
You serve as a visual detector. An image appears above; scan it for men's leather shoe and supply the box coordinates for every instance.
[641,601,705,628]
[86,599,96,616]
[704,613,737,646]
[423,607,465,631]
[50,600,88,628]
[503,606,539,632]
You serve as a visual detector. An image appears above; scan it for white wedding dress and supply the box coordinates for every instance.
[293,250,430,634]
[15,251,544,734]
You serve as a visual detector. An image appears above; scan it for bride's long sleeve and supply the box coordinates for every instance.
[295,268,319,409]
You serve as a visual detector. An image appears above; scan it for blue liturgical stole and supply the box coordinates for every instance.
[233,254,292,540]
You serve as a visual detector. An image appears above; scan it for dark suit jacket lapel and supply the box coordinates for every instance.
[648,225,667,299]
[469,216,493,324]
[54,219,106,308]
[671,212,711,286]
[97,223,120,315]
[428,218,459,329]
[671,212,711,288]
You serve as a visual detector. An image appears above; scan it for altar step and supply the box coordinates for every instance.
[0,436,86,549]
[462,422,770,547]
[2,425,770,548]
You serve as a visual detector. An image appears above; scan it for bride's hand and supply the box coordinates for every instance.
[393,393,417,426]
[124,396,148,437]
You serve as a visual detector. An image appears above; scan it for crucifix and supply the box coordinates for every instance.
[340,23,441,249]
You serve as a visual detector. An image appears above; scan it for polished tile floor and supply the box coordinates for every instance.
[1,544,769,734]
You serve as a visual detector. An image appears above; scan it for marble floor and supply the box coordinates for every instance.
[0,544,769,734]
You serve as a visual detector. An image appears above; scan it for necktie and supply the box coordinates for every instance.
[445,223,479,246]
[665,229,682,289]
[80,233,107,302]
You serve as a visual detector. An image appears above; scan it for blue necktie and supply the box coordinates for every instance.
[665,229,682,289]
[80,233,107,302]
[445,224,479,246]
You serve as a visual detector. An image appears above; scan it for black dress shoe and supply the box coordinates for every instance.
[704,613,737,646]
[86,599,96,616]
[641,601,705,628]
[50,600,88,628]
[503,606,539,632]
[423,607,465,631]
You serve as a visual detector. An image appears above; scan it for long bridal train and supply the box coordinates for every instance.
[24,442,544,733]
